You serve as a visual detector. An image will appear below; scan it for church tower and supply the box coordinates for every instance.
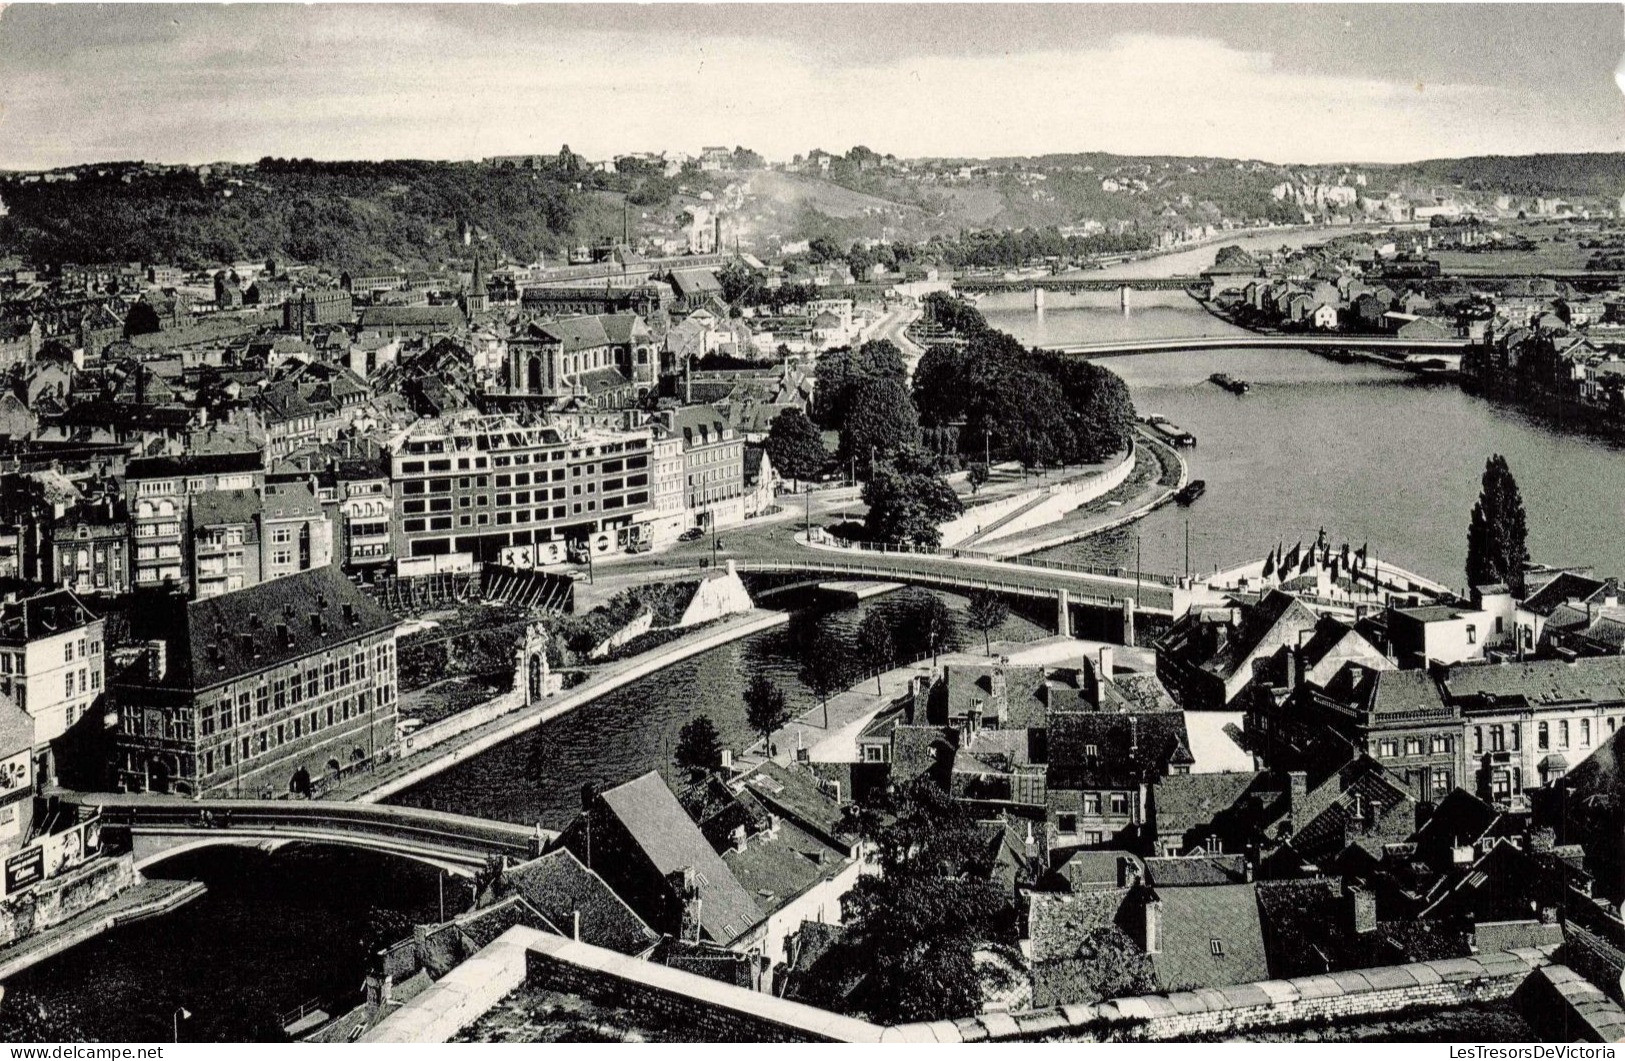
[464,252,489,316]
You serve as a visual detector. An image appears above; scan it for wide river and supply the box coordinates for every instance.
[6,226,1623,1040]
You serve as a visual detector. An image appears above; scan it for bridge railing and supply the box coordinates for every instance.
[742,559,1167,611]
[89,797,545,857]
[807,532,1181,587]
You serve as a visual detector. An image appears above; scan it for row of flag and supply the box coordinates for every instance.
[1261,527,1370,581]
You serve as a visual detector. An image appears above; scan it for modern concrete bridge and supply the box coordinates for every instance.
[75,792,552,876]
[954,275,1209,294]
[1040,334,1473,358]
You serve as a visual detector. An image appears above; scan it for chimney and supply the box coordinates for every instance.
[343,602,357,627]
[1283,646,1297,693]
[1287,771,1309,831]
[1529,827,1556,854]
[1142,895,1163,955]
[1117,856,1141,888]
[730,824,748,852]
[1346,886,1378,934]
[572,909,581,940]
[720,749,733,771]
[146,639,168,682]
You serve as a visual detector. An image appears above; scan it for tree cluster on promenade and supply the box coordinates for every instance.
[762,407,829,486]
[914,293,1136,470]
[862,447,963,548]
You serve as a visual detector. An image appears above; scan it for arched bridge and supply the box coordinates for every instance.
[73,792,553,877]
[737,551,1181,617]
[1041,334,1473,358]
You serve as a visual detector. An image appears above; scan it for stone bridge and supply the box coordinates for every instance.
[72,792,553,877]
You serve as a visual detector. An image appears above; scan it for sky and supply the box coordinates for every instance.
[1,3,1622,170]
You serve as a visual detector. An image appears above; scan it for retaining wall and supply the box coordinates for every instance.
[976,445,1140,546]
[361,926,543,1042]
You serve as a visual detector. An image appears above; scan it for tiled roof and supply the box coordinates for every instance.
[598,313,647,345]
[722,817,850,916]
[500,849,658,956]
[122,565,395,692]
[938,664,1048,727]
[189,488,260,528]
[1048,709,1191,790]
[595,771,762,945]
[128,450,262,479]
[534,315,611,352]
[1027,889,1135,963]
[1523,571,1608,616]
[1144,854,1249,887]
[357,305,465,329]
[1442,656,1625,709]
[743,760,852,846]
[263,481,321,519]
[1151,771,1270,840]
[0,588,97,645]
[1151,883,1268,991]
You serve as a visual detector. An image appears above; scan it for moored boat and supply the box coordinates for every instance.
[1210,373,1250,394]
[1175,479,1207,505]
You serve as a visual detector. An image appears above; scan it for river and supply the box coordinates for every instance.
[980,286,1625,586]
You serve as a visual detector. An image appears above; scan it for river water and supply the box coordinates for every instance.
[8,227,1623,1041]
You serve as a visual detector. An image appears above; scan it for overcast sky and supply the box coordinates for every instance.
[2,4,1622,170]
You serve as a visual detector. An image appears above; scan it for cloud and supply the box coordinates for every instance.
[0,7,1617,169]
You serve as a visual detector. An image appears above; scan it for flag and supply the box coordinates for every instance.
[1299,547,1314,575]
[1282,541,1302,572]
[1263,550,1276,579]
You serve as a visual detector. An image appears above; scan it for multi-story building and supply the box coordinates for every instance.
[50,499,130,596]
[190,490,261,599]
[127,452,263,589]
[659,406,745,531]
[0,589,104,786]
[645,430,688,545]
[336,456,393,573]
[262,482,334,581]
[0,697,34,855]
[1440,655,1625,804]
[112,566,398,798]
[282,288,353,329]
[386,412,655,568]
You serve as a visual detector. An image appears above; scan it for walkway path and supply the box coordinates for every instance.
[0,877,207,981]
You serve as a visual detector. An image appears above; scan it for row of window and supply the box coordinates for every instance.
[201,690,388,777]
[1376,735,1456,758]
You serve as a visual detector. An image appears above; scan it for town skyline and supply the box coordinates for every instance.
[1,4,1622,171]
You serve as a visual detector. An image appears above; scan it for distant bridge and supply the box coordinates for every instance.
[1039,334,1474,358]
[77,793,552,877]
[955,275,1210,295]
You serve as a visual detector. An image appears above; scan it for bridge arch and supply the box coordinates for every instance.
[127,833,481,878]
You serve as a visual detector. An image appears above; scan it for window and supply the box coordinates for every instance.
[1378,739,1398,757]
[1084,744,1099,758]
[1538,722,1549,749]
[1082,793,1101,814]
[1210,939,1224,957]
[64,642,74,662]
[1109,792,1129,815]
[63,674,74,698]
[864,745,884,763]
[1581,718,1591,746]
[1559,721,1569,748]
[1466,624,1477,645]
[1404,737,1422,756]
[1057,813,1077,834]
[1490,725,1505,752]
[1432,767,1451,798]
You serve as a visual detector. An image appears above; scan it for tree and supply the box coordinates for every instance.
[894,587,958,664]
[1466,454,1532,595]
[763,408,828,486]
[967,463,990,495]
[855,610,896,693]
[965,590,1010,656]
[840,377,922,477]
[674,715,723,778]
[913,344,969,427]
[743,674,790,755]
[799,629,851,728]
[862,446,963,547]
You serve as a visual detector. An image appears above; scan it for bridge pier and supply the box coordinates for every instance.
[1119,286,1131,314]
[1121,597,1137,646]
[1033,287,1045,311]
[1056,588,1071,638]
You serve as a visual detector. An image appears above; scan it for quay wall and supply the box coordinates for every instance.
[940,445,1136,548]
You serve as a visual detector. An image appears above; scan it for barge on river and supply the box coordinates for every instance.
[1141,414,1197,447]
[1175,480,1207,505]
[1209,373,1250,394]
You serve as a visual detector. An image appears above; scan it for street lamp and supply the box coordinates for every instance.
[173,1006,191,1043]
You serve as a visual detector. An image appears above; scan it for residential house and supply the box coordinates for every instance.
[0,589,104,787]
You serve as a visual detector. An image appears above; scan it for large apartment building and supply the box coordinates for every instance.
[0,589,105,786]
[127,452,264,589]
[386,412,655,568]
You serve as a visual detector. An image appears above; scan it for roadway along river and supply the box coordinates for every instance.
[979,289,1625,587]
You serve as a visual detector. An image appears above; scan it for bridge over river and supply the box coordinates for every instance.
[1039,334,1474,358]
[955,275,1210,295]
[76,792,553,876]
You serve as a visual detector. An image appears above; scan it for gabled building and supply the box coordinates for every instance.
[1156,591,1321,710]
[0,588,104,786]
